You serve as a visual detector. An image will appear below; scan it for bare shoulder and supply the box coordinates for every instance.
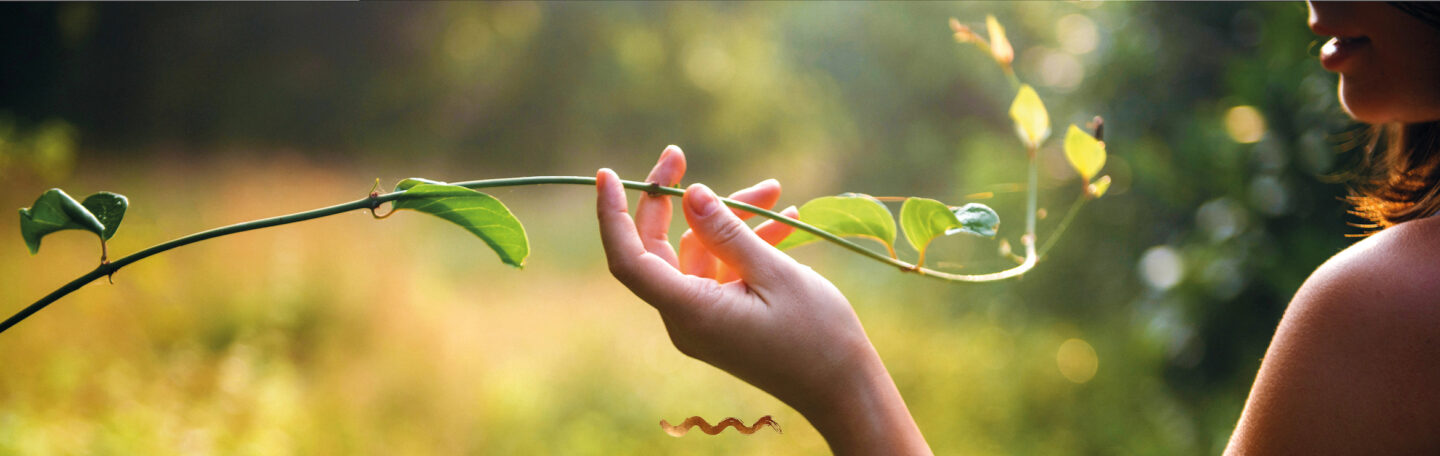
[1228,217,1440,454]
[1294,215,1440,389]
[1302,216,1440,307]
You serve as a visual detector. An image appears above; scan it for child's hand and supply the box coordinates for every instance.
[595,146,930,454]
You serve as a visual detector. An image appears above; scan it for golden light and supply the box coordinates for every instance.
[1056,14,1099,55]
[684,39,734,92]
[1057,338,1098,384]
[1224,105,1266,144]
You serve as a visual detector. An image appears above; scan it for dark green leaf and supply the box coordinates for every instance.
[392,179,529,268]
[775,194,896,252]
[82,192,128,241]
[18,188,105,255]
[948,203,1000,238]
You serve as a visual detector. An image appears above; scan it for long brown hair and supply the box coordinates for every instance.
[1346,121,1440,232]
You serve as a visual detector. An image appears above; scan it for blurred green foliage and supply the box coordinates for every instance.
[2,2,1359,454]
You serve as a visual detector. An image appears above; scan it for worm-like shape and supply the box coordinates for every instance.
[660,415,782,437]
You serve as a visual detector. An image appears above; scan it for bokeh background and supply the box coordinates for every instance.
[1,2,1362,454]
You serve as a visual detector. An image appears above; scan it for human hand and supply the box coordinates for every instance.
[595,145,930,454]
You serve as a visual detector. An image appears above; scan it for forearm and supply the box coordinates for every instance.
[790,344,931,455]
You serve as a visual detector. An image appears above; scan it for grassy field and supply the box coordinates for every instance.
[2,152,1227,455]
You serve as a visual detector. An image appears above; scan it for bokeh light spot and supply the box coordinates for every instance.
[1224,105,1266,144]
[1195,198,1248,243]
[32,120,78,183]
[444,15,493,66]
[684,40,734,92]
[1056,14,1098,55]
[1056,338,1098,384]
[491,2,542,43]
[1138,245,1184,291]
[1022,47,1084,93]
[1249,175,1290,216]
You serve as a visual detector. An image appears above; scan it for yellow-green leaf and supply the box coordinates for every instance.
[900,198,999,266]
[392,178,530,268]
[1064,124,1106,182]
[1009,85,1050,150]
[900,198,957,258]
[1089,175,1112,198]
[775,194,895,253]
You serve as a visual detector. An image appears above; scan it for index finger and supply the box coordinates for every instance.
[595,168,706,310]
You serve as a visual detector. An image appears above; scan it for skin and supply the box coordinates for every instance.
[595,146,929,454]
[1226,3,1440,453]
[596,3,1440,454]
[1309,2,1440,123]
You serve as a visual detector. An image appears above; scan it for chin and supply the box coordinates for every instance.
[1339,78,1440,124]
[1338,80,1393,124]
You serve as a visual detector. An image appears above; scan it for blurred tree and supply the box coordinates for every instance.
[0,2,1362,454]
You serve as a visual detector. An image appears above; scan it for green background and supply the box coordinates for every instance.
[1,2,1359,454]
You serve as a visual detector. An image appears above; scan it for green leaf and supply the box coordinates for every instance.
[948,203,1000,238]
[900,197,960,257]
[1064,124,1106,182]
[392,179,529,268]
[81,192,128,241]
[1009,84,1050,150]
[899,198,999,266]
[19,188,105,255]
[775,194,896,253]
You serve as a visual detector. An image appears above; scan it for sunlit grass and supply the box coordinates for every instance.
[3,155,1219,454]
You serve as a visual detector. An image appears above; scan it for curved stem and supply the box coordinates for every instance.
[915,150,1039,282]
[6,169,1047,334]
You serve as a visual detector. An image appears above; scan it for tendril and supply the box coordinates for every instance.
[660,415,781,437]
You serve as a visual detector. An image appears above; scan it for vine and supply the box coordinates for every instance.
[660,416,782,437]
[4,15,1111,335]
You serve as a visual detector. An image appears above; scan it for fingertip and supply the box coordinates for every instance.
[658,145,685,169]
[662,146,685,181]
[684,183,720,217]
[649,146,687,187]
[596,168,627,213]
[780,205,799,218]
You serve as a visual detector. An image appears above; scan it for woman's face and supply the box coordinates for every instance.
[1308,2,1440,124]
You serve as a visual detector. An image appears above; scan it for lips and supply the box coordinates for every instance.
[1319,35,1370,71]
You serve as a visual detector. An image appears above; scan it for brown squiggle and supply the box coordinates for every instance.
[660,415,781,437]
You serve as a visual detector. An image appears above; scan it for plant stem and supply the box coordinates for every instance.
[5,172,1045,334]
[916,151,1039,282]
[3,195,397,334]
[1037,193,1088,259]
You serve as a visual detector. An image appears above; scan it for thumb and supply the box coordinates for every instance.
[682,183,797,289]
